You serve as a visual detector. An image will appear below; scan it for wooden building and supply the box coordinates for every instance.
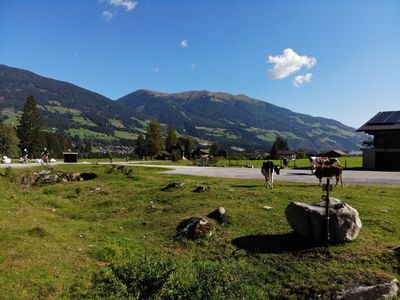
[357,111,400,171]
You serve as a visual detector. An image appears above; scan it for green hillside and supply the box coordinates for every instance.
[0,64,365,151]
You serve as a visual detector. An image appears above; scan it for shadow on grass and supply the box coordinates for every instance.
[232,232,319,254]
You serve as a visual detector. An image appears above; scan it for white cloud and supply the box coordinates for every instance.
[293,73,313,87]
[102,10,114,21]
[267,48,316,80]
[109,0,137,11]
[180,39,188,48]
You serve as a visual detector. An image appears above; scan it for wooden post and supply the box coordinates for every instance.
[325,178,330,247]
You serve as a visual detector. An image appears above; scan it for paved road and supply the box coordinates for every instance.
[130,163,400,186]
[2,162,400,186]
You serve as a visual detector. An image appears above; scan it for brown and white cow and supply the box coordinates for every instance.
[309,156,340,174]
[314,165,344,188]
[261,161,281,189]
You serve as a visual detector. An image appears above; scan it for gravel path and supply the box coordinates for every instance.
[130,163,400,186]
[2,162,400,186]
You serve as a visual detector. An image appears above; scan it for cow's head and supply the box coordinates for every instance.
[274,165,281,175]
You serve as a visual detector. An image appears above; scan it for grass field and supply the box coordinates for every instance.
[0,164,398,299]
[137,157,363,169]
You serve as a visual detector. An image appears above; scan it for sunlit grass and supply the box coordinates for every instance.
[0,163,397,299]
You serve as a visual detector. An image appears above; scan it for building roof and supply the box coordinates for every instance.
[357,111,400,133]
[320,149,348,157]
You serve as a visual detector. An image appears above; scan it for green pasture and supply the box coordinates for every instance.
[137,156,363,169]
[0,164,398,299]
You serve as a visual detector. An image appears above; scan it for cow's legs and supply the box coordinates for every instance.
[270,172,274,189]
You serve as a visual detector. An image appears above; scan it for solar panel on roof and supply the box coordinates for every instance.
[384,111,400,123]
[369,112,393,124]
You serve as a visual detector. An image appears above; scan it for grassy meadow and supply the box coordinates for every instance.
[137,156,363,169]
[0,163,398,299]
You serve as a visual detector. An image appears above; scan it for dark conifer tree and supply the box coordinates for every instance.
[135,133,147,158]
[16,95,43,157]
[270,137,288,159]
[165,125,178,151]
[0,121,20,158]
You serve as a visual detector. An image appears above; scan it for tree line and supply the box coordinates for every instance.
[1,95,291,161]
[0,95,73,159]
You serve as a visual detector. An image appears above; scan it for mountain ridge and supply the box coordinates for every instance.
[0,64,364,151]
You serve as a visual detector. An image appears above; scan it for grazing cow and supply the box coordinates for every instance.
[314,165,344,188]
[261,161,281,189]
[309,156,340,174]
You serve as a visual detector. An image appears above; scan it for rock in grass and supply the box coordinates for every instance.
[207,207,225,220]
[207,207,231,225]
[392,245,400,253]
[285,197,362,243]
[161,181,184,191]
[193,185,211,193]
[175,217,214,239]
[337,279,398,300]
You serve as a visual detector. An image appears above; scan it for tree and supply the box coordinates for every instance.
[0,122,20,158]
[270,137,288,159]
[209,143,220,157]
[145,119,165,157]
[165,125,178,151]
[135,133,147,158]
[16,95,43,157]
[42,132,70,158]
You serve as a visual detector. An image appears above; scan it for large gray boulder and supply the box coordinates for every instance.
[285,197,362,243]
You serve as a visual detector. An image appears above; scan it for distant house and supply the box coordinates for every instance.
[357,111,400,170]
[320,149,348,158]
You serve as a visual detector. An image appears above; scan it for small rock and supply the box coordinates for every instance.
[96,261,111,267]
[207,207,231,225]
[175,217,214,239]
[262,206,272,210]
[193,186,210,193]
[208,207,225,219]
[392,245,400,253]
[90,187,102,193]
[381,209,388,213]
[338,279,398,300]
[161,181,184,191]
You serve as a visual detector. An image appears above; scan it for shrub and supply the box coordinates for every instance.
[74,257,265,299]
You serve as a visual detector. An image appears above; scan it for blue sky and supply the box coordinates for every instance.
[1,0,399,128]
